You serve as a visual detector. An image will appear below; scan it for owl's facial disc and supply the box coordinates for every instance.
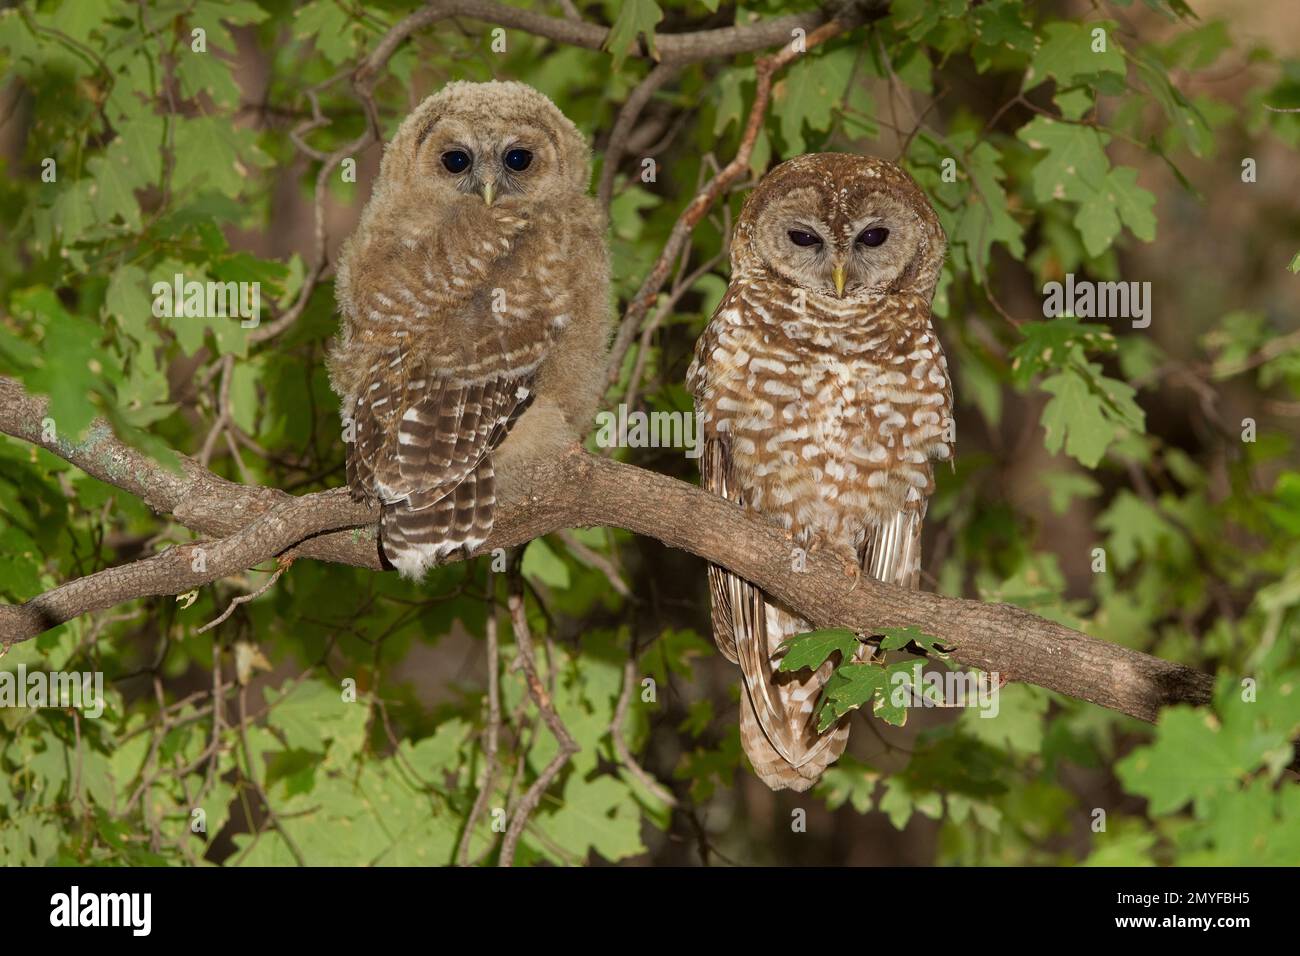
[750,180,928,299]
[837,192,924,295]
[418,114,572,208]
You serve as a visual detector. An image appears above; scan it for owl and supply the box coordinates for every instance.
[329,81,610,579]
[686,153,953,792]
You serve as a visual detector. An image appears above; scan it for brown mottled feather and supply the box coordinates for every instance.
[688,153,952,791]
[328,81,610,580]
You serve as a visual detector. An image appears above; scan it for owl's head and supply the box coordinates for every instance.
[379,81,592,207]
[733,153,946,301]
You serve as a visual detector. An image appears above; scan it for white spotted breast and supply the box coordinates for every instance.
[688,276,953,552]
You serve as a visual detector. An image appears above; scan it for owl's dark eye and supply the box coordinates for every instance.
[441,150,471,174]
[857,226,889,247]
[788,229,822,247]
[503,148,533,172]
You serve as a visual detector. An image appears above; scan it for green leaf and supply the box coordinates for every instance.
[1039,350,1145,467]
[228,359,261,434]
[402,718,471,773]
[816,757,880,813]
[1038,470,1102,515]
[873,661,920,726]
[51,180,96,246]
[294,0,364,66]
[609,185,660,240]
[773,48,855,154]
[778,627,860,672]
[714,67,752,136]
[604,0,662,71]
[105,265,155,345]
[972,0,1035,73]
[1096,490,1182,570]
[677,698,714,738]
[540,774,646,863]
[1016,118,1156,255]
[1082,167,1158,255]
[1160,20,1231,71]
[1017,116,1111,204]
[177,48,241,108]
[959,683,1047,755]
[1083,820,1158,866]
[1054,87,1094,120]
[113,352,175,428]
[14,288,112,440]
[1010,318,1116,385]
[818,663,887,732]
[877,625,951,656]
[950,139,1025,280]
[1263,472,1300,535]
[1038,371,1113,467]
[522,537,570,589]
[172,117,264,197]
[891,0,968,43]
[1192,780,1300,865]
[86,142,147,229]
[876,776,941,828]
[264,680,354,754]
[642,627,710,683]
[1025,21,1126,90]
[1116,707,1256,815]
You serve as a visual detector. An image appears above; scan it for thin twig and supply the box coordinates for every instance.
[598,61,683,208]
[457,571,503,866]
[610,648,677,808]
[195,557,292,634]
[556,530,632,597]
[499,590,579,867]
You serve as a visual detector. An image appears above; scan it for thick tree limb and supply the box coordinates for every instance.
[367,0,881,71]
[0,377,1214,726]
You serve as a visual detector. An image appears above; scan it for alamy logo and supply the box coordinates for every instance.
[1042,272,1151,329]
[890,663,1001,718]
[49,886,151,936]
[0,665,104,718]
[594,404,703,459]
[152,273,261,328]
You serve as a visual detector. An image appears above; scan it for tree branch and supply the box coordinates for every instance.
[0,377,1214,728]
[367,0,880,70]
[499,590,578,867]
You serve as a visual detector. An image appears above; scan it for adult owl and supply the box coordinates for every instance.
[329,81,610,579]
[686,154,953,791]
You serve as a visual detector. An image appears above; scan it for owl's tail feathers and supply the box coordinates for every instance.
[734,590,855,792]
[739,686,851,792]
[379,457,496,581]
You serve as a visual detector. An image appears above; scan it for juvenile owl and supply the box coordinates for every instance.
[329,81,610,579]
[686,154,953,791]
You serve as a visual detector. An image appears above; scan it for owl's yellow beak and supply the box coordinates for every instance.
[832,265,847,298]
[480,180,496,206]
